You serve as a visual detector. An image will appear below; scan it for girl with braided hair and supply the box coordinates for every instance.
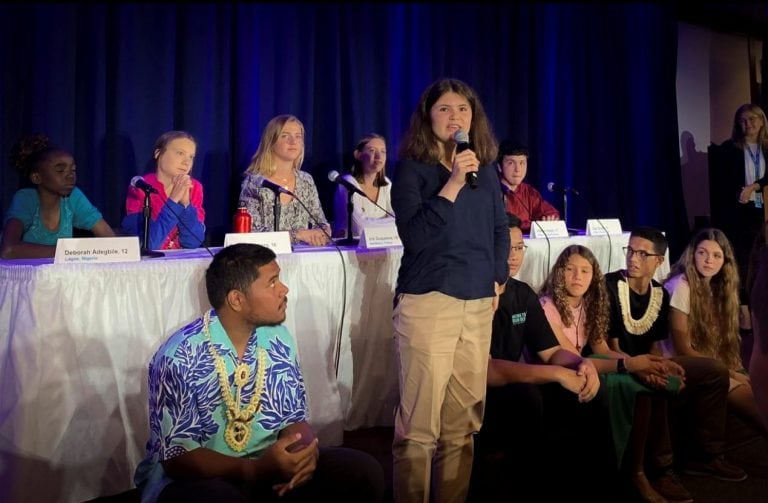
[1,133,113,259]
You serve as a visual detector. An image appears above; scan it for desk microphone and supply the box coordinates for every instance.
[546,182,580,196]
[253,174,295,195]
[328,170,367,198]
[131,176,159,194]
[328,170,396,218]
[454,129,477,189]
[548,182,613,271]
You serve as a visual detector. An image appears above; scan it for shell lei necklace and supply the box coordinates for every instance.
[203,310,267,452]
[618,277,662,335]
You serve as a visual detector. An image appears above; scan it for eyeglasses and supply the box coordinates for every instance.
[510,244,528,253]
[623,246,662,260]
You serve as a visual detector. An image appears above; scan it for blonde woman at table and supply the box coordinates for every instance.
[239,115,331,246]
[1,133,114,259]
[121,130,206,250]
[134,243,385,503]
[332,133,394,239]
[664,227,768,439]
[390,78,509,503]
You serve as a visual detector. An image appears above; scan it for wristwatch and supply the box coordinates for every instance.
[617,358,628,374]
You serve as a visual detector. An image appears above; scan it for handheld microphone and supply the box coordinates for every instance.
[547,182,580,196]
[328,170,368,198]
[453,129,477,189]
[253,174,295,195]
[131,176,159,194]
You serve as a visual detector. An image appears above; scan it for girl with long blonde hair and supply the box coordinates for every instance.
[238,114,331,246]
[664,227,767,437]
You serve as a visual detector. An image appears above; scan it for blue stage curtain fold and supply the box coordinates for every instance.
[0,3,687,257]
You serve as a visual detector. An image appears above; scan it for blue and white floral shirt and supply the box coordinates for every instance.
[134,310,307,503]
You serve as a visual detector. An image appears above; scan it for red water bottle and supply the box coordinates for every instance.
[233,206,252,233]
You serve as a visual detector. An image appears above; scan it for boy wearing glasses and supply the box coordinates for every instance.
[605,226,745,500]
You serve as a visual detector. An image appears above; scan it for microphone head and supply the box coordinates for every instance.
[547,182,556,192]
[130,175,144,188]
[453,129,469,144]
[328,170,341,182]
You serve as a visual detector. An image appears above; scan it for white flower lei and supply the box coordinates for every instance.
[618,278,663,335]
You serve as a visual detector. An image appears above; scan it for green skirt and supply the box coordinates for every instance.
[591,355,681,467]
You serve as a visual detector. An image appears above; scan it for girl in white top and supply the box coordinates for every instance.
[333,134,394,239]
[664,227,767,437]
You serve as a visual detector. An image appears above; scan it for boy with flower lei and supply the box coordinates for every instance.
[605,226,745,497]
[134,243,384,502]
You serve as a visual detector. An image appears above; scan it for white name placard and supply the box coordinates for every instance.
[223,231,292,255]
[359,220,402,249]
[54,236,141,264]
[586,218,623,236]
[529,220,569,239]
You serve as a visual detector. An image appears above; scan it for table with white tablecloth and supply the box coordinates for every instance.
[0,232,668,502]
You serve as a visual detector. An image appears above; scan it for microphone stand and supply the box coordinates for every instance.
[140,191,164,258]
[336,191,359,247]
[563,192,569,231]
[273,191,281,232]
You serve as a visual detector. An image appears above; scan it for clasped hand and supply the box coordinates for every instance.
[629,355,686,391]
[262,432,319,497]
[562,359,599,403]
[169,174,193,206]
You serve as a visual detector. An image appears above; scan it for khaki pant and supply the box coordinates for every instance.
[392,291,493,503]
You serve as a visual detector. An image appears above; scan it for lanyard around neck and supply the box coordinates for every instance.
[747,144,762,178]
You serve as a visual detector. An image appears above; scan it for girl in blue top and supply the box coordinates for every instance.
[0,134,114,259]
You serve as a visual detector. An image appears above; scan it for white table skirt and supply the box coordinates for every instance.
[0,233,668,502]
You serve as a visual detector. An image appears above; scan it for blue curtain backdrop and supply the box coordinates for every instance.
[0,3,690,257]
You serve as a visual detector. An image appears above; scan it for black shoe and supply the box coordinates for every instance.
[684,456,747,482]
[651,469,694,502]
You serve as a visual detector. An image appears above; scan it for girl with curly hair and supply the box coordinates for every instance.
[1,133,114,259]
[540,245,682,503]
[540,245,611,352]
[664,228,767,437]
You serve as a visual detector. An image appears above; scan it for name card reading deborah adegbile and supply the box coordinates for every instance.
[54,236,141,264]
